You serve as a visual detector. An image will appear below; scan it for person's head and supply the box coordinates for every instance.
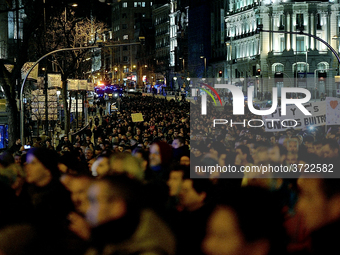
[13,152,22,165]
[209,142,226,160]
[287,138,299,153]
[167,164,188,197]
[313,140,323,157]
[202,187,287,255]
[235,145,253,165]
[322,139,339,159]
[286,152,298,165]
[85,174,142,228]
[15,138,21,145]
[0,163,26,193]
[91,154,110,178]
[69,175,93,214]
[85,148,94,161]
[149,141,173,168]
[179,178,211,211]
[268,144,287,164]
[132,147,149,171]
[172,137,184,149]
[253,145,269,165]
[297,177,340,232]
[25,148,59,187]
[97,136,103,144]
[109,152,144,180]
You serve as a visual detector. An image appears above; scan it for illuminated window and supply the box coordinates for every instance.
[123,35,129,40]
[122,2,127,7]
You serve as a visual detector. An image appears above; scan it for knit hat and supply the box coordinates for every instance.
[27,148,60,178]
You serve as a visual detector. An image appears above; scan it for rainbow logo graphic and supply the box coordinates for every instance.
[199,83,223,106]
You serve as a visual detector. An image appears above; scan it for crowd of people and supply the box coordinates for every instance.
[0,94,339,255]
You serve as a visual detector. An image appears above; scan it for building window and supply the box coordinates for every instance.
[123,35,129,40]
[123,66,129,72]
[123,46,128,51]
[296,14,304,30]
[122,2,127,7]
[123,56,128,62]
[279,15,284,30]
[134,2,137,7]
[317,14,322,30]
[122,24,127,29]
[150,2,152,6]
[296,37,304,52]
[280,37,284,52]
[122,13,127,18]
[274,64,284,72]
[142,2,145,7]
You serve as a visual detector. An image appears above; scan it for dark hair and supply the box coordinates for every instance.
[210,141,226,156]
[322,139,339,151]
[320,179,340,199]
[183,177,212,201]
[100,174,142,213]
[236,145,253,163]
[27,148,60,178]
[271,144,287,156]
[214,186,287,255]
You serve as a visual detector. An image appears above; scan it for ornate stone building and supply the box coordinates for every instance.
[225,0,340,98]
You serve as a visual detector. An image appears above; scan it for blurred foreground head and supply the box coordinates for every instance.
[85,174,142,228]
[202,186,287,255]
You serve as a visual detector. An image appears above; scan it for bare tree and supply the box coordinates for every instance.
[28,8,107,135]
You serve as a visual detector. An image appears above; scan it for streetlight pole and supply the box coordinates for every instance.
[257,27,340,69]
[20,42,140,142]
[200,56,206,78]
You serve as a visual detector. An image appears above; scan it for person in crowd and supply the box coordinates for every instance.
[23,148,85,255]
[173,178,213,255]
[268,144,287,165]
[9,138,22,153]
[84,174,176,255]
[297,170,340,254]
[146,141,173,181]
[13,152,22,165]
[91,153,111,178]
[57,136,72,151]
[202,186,287,255]
[321,138,339,160]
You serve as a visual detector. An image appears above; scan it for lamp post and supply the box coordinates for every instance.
[257,27,340,99]
[200,56,206,78]
[226,41,232,85]
[173,76,178,91]
[332,35,340,75]
[257,27,340,73]
[20,42,141,143]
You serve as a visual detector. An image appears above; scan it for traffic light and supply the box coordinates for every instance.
[257,68,261,75]
[219,70,223,77]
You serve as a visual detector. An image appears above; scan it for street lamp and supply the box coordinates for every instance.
[173,76,178,91]
[226,41,232,85]
[20,42,141,143]
[257,27,340,73]
[200,56,206,78]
